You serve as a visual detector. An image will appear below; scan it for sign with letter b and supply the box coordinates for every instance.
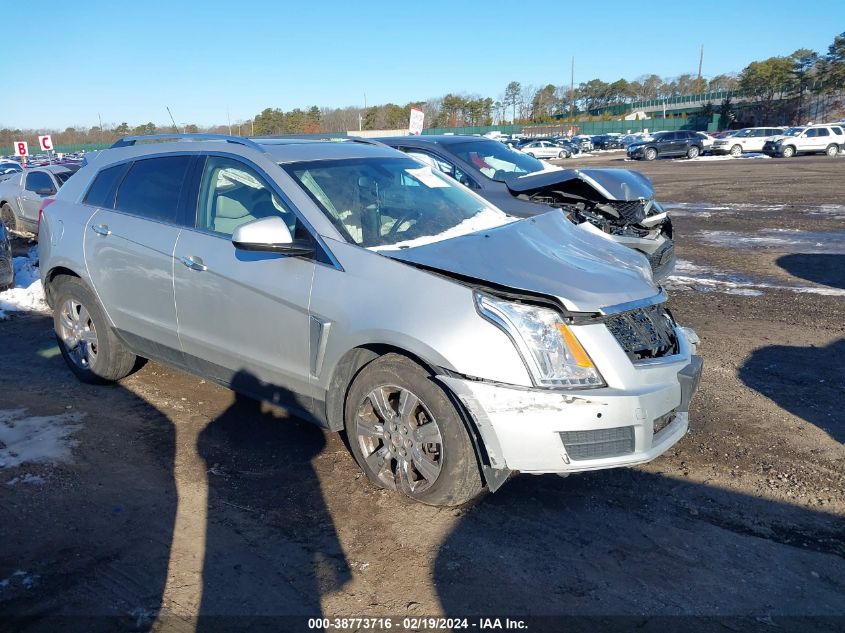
[13,141,29,157]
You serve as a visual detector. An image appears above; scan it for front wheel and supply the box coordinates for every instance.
[782,145,796,158]
[825,144,839,157]
[686,145,700,159]
[344,354,484,506]
[1,203,19,234]
[644,147,657,161]
[52,276,137,384]
[729,144,742,157]
[526,152,535,158]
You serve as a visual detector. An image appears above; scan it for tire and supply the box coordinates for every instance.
[729,144,742,157]
[825,144,839,157]
[52,276,137,384]
[344,353,484,506]
[686,145,700,159]
[782,145,796,158]
[527,152,535,158]
[558,151,566,159]
[1,203,19,234]
[644,147,657,161]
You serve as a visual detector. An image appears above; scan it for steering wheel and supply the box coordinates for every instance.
[385,208,422,238]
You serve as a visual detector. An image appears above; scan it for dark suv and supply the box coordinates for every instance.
[627,131,705,160]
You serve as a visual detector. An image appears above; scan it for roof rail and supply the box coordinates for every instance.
[110,133,266,153]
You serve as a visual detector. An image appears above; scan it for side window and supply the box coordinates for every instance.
[816,128,830,137]
[754,129,768,137]
[115,156,191,223]
[83,163,130,208]
[25,171,55,193]
[805,129,817,138]
[831,127,844,136]
[196,156,300,237]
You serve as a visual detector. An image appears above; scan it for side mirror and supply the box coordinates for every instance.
[36,188,56,196]
[231,216,314,257]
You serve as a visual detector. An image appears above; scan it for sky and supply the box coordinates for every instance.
[2,0,843,130]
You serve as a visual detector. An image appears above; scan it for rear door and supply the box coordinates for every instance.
[173,154,316,407]
[19,171,56,225]
[83,155,193,364]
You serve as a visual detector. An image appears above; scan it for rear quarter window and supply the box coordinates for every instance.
[114,156,191,223]
[84,163,130,208]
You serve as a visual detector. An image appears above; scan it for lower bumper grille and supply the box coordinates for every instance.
[559,426,635,461]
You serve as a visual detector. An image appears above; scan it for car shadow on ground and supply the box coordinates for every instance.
[0,317,350,632]
[433,468,845,632]
[738,338,845,444]
[194,369,350,631]
[776,254,845,290]
[0,315,176,632]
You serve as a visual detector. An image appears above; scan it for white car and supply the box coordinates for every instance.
[519,140,571,159]
[692,132,714,152]
[762,124,845,158]
[711,127,785,156]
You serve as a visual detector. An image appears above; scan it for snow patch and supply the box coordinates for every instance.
[0,246,48,319]
[0,409,83,469]
[676,152,771,162]
[698,229,845,254]
[372,208,514,251]
[668,259,845,297]
[0,571,37,593]
[5,473,47,486]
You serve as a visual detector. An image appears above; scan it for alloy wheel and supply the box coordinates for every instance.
[57,299,99,370]
[730,145,742,157]
[355,385,443,494]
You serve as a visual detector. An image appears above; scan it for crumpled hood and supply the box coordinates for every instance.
[384,211,659,313]
[504,167,654,202]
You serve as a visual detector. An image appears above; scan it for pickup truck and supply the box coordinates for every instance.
[0,165,78,234]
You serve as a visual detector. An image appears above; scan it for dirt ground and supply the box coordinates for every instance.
[0,155,843,632]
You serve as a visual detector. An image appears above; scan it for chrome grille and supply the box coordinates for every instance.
[605,304,679,362]
[560,426,635,460]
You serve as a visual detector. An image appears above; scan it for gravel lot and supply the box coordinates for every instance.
[1,155,843,632]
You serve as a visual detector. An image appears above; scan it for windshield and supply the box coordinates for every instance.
[783,127,805,136]
[283,157,512,249]
[446,140,545,181]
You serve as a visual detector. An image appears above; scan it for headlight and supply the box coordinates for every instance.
[475,293,605,388]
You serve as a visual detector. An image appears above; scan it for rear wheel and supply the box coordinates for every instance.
[1,203,19,234]
[644,147,657,161]
[52,276,137,384]
[558,150,568,159]
[825,144,839,157]
[729,144,742,157]
[344,354,484,506]
[782,145,796,158]
[527,152,535,158]
[686,145,700,159]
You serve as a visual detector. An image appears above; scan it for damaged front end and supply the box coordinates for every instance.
[505,168,675,282]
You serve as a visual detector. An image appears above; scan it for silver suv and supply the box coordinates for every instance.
[39,134,702,506]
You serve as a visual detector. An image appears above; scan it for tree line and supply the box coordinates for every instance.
[2,31,843,150]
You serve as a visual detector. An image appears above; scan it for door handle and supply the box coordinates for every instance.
[91,224,111,236]
[180,255,207,272]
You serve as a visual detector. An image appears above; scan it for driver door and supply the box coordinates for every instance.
[173,154,316,407]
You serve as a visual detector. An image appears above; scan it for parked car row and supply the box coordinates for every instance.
[28,132,701,506]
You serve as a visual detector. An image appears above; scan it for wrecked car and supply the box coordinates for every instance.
[39,134,702,507]
[377,135,675,282]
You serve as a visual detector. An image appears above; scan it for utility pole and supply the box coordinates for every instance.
[569,56,575,120]
[227,107,232,135]
[697,44,704,93]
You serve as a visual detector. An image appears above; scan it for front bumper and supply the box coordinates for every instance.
[439,354,702,474]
